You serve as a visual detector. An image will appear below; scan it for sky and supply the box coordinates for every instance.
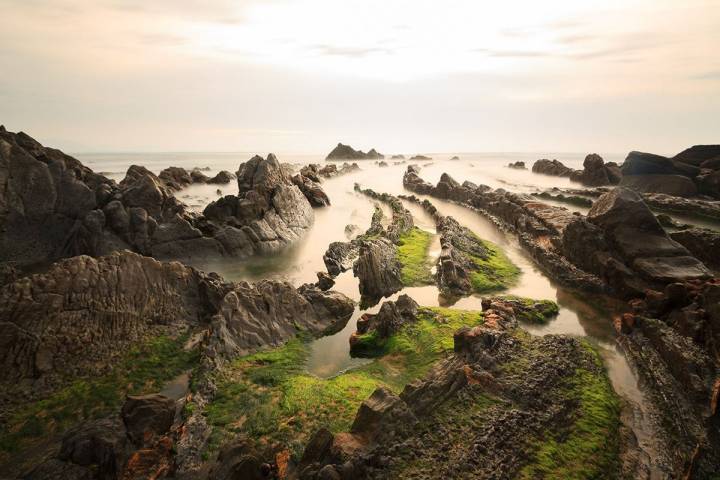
[0,0,719,155]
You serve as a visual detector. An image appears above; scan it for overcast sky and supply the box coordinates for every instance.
[1,0,718,155]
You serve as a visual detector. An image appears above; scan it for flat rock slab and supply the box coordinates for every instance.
[632,255,711,283]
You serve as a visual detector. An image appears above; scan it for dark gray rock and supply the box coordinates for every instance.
[326,143,383,160]
[353,238,403,306]
[121,394,176,446]
[532,158,576,177]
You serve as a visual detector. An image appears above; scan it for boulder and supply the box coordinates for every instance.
[121,394,176,446]
[207,170,235,184]
[350,387,417,443]
[58,418,127,478]
[531,159,575,177]
[507,161,526,169]
[620,174,698,197]
[316,271,335,291]
[158,166,193,191]
[621,151,700,177]
[353,295,419,340]
[570,153,621,186]
[673,145,720,167]
[587,188,662,233]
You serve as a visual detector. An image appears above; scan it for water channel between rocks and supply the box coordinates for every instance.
[80,153,689,476]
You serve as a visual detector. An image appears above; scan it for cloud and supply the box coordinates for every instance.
[138,33,187,46]
[692,70,720,80]
[313,45,394,58]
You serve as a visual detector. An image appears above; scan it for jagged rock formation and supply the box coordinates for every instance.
[570,153,622,186]
[563,188,711,297]
[403,166,606,293]
[300,300,612,479]
[620,149,720,198]
[0,250,353,400]
[532,154,621,187]
[204,281,354,360]
[0,128,325,267]
[400,194,516,296]
[299,162,360,182]
[0,249,354,477]
[326,143,383,160]
[404,166,720,476]
[357,295,418,339]
[353,237,403,306]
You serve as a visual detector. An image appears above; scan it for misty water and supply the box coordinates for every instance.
[77,151,675,471]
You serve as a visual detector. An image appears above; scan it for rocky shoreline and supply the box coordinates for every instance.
[1,129,719,479]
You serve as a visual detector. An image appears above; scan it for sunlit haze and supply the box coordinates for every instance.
[1,0,718,154]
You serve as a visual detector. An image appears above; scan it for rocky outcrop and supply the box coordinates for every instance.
[207,170,236,184]
[669,227,720,270]
[403,166,607,293]
[0,251,220,394]
[353,238,403,307]
[562,188,711,297]
[532,158,575,177]
[507,161,526,169]
[409,154,432,161]
[673,145,720,167]
[620,149,720,198]
[302,304,616,479]
[0,128,322,267]
[300,162,360,181]
[400,194,511,296]
[569,154,622,186]
[532,155,621,186]
[326,143,383,160]
[204,281,354,360]
[350,295,419,355]
[202,153,316,254]
[0,250,353,402]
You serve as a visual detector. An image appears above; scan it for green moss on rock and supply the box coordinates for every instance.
[468,237,520,292]
[201,307,484,459]
[397,227,434,286]
[0,334,198,466]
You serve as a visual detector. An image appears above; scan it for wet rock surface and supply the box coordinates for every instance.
[302,300,615,480]
[403,166,607,293]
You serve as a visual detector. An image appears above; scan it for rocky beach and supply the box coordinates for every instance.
[0,130,718,479]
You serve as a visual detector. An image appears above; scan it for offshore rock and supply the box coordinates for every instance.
[532,158,575,177]
[326,143,383,160]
